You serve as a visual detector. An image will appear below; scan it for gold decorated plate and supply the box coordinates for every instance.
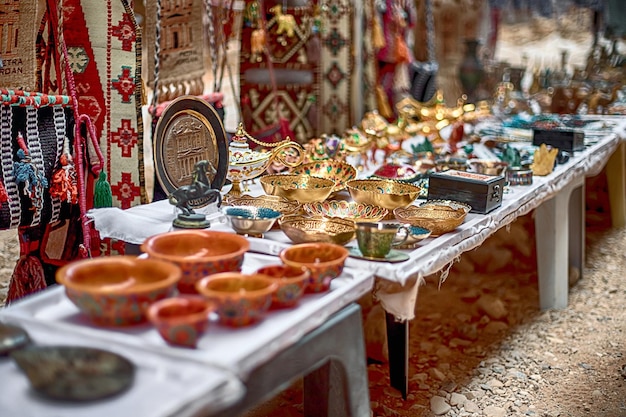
[346,247,410,263]
[153,96,228,207]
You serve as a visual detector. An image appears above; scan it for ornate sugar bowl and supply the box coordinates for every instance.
[227,123,305,198]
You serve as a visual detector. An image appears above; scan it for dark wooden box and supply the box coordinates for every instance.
[427,170,505,214]
[532,128,584,152]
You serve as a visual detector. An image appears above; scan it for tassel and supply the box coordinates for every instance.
[0,180,8,203]
[279,118,295,141]
[13,132,48,213]
[306,33,321,63]
[372,13,386,50]
[395,33,410,63]
[50,136,78,204]
[93,170,113,208]
[7,255,46,304]
[375,85,394,120]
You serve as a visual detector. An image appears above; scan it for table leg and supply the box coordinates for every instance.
[385,312,408,399]
[534,177,585,310]
[606,141,626,228]
[217,303,371,417]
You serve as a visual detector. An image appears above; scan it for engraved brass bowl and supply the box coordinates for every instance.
[393,205,468,236]
[419,199,472,214]
[225,194,301,216]
[260,174,335,203]
[278,215,356,246]
[290,160,357,194]
[346,179,421,211]
[302,200,388,223]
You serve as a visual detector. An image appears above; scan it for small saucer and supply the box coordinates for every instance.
[347,247,410,263]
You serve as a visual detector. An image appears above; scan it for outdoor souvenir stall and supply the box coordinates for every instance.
[1,0,625,416]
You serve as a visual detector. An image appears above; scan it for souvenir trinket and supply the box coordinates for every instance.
[428,170,505,214]
[530,144,559,176]
[227,123,304,198]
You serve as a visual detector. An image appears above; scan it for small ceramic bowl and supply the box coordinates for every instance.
[346,179,421,211]
[260,174,335,203]
[56,256,181,326]
[223,206,282,237]
[302,200,388,223]
[141,230,250,294]
[195,273,277,327]
[147,295,214,348]
[290,160,357,193]
[279,215,356,246]
[256,264,310,308]
[279,243,349,293]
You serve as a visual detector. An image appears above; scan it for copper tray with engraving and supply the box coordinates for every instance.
[154,96,228,208]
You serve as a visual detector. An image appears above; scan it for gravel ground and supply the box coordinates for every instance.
[237,204,626,417]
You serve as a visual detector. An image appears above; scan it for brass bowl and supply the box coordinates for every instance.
[260,174,335,203]
[346,179,421,211]
[302,200,388,222]
[225,194,301,216]
[419,199,472,214]
[393,205,468,236]
[279,215,356,246]
[290,160,357,193]
[222,206,282,237]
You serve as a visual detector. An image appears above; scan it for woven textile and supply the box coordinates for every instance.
[240,1,320,143]
[62,0,147,211]
[317,0,352,135]
[239,0,376,140]
[0,0,41,90]
[0,93,73,230]
[145,0,206,103]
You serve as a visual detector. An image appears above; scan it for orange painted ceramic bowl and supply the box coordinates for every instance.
[195,273,277,327]
[256,264,310,308]
[56,256,181,326]
[147,295,214,348]
[141,230,250,294]
[279,243,349,293]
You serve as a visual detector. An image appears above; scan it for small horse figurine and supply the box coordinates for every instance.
[168,160,222,217]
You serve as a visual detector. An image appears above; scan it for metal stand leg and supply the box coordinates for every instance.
[217,303,370,417]
[534,177,585,310]
[385,312,408,399]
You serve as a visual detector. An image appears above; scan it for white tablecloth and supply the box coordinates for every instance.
[87,117,626,320]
